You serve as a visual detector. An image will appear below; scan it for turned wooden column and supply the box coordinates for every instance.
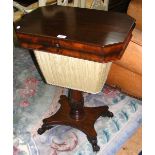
[68,89,85,120]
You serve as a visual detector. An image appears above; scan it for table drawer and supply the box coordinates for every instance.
[16,33,123,63]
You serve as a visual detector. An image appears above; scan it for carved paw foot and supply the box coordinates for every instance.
[102,110,114,118]
[37,124,55,135]
[37,127,46,135]
[92,144,100,152]
[87,136,100,152]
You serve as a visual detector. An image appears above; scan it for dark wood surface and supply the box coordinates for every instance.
[15,4,135,63]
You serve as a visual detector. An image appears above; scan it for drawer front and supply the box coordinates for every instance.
[17,33,123,63]
[17,33,103,53]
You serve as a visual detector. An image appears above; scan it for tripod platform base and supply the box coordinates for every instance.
[38,94,113,152]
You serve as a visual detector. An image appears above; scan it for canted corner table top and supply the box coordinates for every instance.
[14,4,135,63]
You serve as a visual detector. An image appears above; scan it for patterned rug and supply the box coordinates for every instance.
[13,46,142,155]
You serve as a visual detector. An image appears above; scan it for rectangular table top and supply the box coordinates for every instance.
[15,4,135,63]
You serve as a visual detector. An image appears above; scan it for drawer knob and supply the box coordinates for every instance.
[56,43,60,48]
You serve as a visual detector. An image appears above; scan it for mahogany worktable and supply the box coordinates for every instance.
[14,4,135,152]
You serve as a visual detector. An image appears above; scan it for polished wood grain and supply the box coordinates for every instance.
[14,4,135,63]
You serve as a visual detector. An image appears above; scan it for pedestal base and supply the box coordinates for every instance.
[38,92,113,152]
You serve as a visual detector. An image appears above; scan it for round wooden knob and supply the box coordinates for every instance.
[56,43,60,48]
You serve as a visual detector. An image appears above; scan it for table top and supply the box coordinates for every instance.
[15,4,135,63]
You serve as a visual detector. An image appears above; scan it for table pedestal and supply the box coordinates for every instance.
[37,89,113,152]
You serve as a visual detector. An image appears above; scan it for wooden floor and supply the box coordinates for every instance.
[117,127,142,155]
